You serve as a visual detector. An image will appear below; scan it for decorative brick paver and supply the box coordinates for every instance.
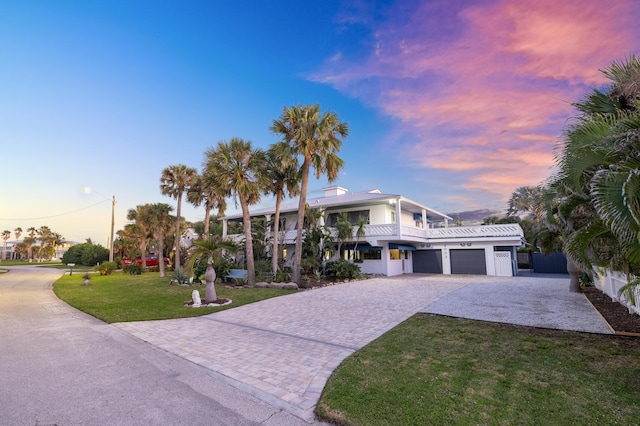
[115,275,466,420]
[114,274,609,422]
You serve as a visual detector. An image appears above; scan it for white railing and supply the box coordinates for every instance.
[227,223,524,245]
[401,225,428,239]
[363,224,396,237]
[427,224,524,239]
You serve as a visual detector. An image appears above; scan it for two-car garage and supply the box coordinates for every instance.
[413,248,487,275]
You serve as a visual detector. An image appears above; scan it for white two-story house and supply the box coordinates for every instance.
[221,186,524,277]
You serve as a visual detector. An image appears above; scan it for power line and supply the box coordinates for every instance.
[0,200,109,221]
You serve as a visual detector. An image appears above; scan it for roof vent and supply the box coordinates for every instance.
[323,186,348,197]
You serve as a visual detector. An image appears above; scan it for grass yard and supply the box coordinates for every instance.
[53,271,296,323]
[317,314,640,426]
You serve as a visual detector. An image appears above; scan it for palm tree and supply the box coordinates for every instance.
[271,104,349,283]
[335,212,353,258]
[36,226,52,261]
[506,186,545,227]
[187,170,227,238]
[1,230,10,262]
[204,138,266,286]
[139,203,174,278]
[26,227,36,261]
[13,227,22,260]
[185,236,239,302]
[353,216,367,256]
[265,141,301,275]
[160,164,198,270]
[550,55,640,294]
[127,206,154,269]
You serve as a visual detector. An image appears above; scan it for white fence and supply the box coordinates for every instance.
[594,269,640,316]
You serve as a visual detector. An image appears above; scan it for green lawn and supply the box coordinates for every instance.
[53,271,296,323]
[317,314,640,426]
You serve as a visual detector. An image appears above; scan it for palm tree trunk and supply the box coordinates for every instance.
[175,192,183,269]
[241,199,256,286]
[566,253,581,293]
[204,199,212,238]
[158,240,166,278]
[293,158,311,283]
[204,263,217,302]
[272,191,283,275]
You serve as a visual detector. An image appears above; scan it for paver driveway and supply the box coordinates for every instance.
[115,276,469,421]
[116,273,611,422]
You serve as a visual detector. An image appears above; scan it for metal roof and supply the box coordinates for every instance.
[221,188,453,221]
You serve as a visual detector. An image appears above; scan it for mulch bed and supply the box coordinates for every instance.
[583,287,640,335]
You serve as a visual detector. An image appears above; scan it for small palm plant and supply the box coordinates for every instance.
[185,236,239,302]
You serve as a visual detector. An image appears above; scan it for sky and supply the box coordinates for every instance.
[1,0,640,246]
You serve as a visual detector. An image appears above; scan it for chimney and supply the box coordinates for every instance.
[323,186,348,197]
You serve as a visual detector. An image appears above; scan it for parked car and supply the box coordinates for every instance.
[123,255,170,267]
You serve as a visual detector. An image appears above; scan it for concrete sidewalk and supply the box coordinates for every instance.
[0,266,311,426]
[115,273,611,422]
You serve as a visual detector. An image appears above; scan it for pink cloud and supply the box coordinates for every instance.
[312,0,639,207]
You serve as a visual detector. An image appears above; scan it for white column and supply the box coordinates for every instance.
[421,208,427,229]
[395,198,402,238]
[222,219,228,238]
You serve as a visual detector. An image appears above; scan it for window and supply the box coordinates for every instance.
[390,211,396,223]
[362,249,381,260]
[389,249,408,260]
[326,210,370,226]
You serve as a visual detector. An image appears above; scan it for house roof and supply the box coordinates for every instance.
[221,188,453,221]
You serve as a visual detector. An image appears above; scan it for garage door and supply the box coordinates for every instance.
[450,249,486,275]
[413,249,442,273]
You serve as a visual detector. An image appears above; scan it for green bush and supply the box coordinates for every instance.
[275,270,291,283]
[325,259,361,281]
[95,261,117,276]
[124,263,142,275]
[214,256,233,280]
[61,242,109,266]
[172,267,190,285]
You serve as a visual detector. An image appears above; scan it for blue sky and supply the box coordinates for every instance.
[2,0,639,245]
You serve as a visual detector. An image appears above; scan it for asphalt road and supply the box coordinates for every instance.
[0,266,316,426]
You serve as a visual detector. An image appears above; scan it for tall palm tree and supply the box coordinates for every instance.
[204,138,266,286]
[185,236,239,302]
[160,164,198,270]
[26,227,36,261]
[127,206,154,269]
[187,170,228,238]
[1,230,10,262]
[265,141,301,275]
[36,226,52,262]
[139,203,174,278]
[13,227,22,260]
[271,104,349,283]
[506,186,545,227]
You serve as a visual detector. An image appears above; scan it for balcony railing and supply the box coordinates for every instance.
[227,223,523,244]
[426,224,524,239]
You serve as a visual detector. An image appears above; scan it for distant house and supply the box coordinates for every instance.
[221,186,524,277]
[180,228,200,249]
[2,239,76,261]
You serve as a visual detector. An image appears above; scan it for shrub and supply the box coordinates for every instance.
[61,242,109,266]
[172,267,190,285]
[214,256,234,280]
[325,259,361,281]
[275,270,291,283]
[95,261,117,276]
[124,263,142,275]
